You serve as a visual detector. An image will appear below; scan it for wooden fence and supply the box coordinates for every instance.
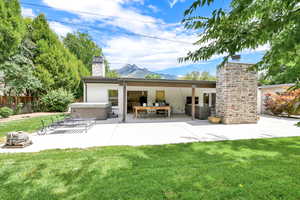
[0,96,37,105]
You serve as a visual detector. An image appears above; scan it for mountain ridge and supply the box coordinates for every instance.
[116,64,177,79]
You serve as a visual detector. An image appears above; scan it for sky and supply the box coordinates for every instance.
[20,0,268,76]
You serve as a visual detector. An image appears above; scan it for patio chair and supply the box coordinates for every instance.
[38,120,49,135]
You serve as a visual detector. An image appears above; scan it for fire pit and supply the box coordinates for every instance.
[3,131,32,148]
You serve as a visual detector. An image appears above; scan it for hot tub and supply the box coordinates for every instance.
[69,103,111,120]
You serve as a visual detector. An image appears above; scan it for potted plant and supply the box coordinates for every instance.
[208,114,221,124]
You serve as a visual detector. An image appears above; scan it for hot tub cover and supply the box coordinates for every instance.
[69,102,111,108]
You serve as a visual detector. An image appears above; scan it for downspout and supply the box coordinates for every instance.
[122,81,127,123]
[84,82,87,102]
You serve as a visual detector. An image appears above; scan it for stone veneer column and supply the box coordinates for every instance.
[216,62,258,124]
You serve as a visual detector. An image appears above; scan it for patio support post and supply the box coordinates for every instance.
[84,82,87,102]
[122,81,127,123]
[209,93,212,107]
[192,85,196,120]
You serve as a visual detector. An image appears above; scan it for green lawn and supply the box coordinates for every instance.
[0,114,67,142]
[0,137,300,200]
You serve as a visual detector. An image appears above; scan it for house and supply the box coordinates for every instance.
[77,56,258,124]
[258,83,295,114]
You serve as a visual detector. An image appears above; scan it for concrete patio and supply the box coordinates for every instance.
[1,115,300,153]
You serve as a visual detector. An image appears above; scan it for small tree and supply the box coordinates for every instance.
[181,71,216,81]
[0,54,41,96]
[264,89,300,116]
[145,74,162,79]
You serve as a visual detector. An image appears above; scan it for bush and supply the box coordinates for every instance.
[264,89,300,116]
[0,107,14,118]
[40,89,74,112]
[14,103,24,115]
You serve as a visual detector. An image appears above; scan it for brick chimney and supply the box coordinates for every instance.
[92,56,105,77]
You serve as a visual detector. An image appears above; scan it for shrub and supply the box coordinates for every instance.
[264,89,300,116]
[14,103,24,115]
[40,89,74,112]
[0,107,14,118]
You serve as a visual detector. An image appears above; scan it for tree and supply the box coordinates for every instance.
[26,15,89,97]
[145,74,162,79]
[64,32,118,78]
[106,70,119,78]
[0,54,41,96]
[264,89,300,116]
[0,16,41,97]
[180,0,300,83]
[181,71,216,81]
[63,32,102,72]
[0,0,24,62]
[104,59,119,78]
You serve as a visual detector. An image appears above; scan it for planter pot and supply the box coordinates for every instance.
[208,116,221,124]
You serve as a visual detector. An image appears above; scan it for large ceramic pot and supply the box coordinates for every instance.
[208,116,221,124]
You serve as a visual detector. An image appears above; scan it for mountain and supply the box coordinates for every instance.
[116,64,176,79]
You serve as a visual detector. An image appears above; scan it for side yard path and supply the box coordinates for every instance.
[0,137,299,200]
[0,113,67,143]
[0,112,67,123]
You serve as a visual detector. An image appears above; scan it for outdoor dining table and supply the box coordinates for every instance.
[133,106,171,118]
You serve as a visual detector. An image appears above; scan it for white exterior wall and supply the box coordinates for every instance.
[86,83,216,116]
[86,83,123,116]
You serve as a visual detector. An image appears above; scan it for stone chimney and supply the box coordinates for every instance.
[216,62,257,124]
[92,56,105,77]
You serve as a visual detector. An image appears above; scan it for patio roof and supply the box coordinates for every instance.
[83,77,216,88]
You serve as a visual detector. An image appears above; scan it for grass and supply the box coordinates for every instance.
[0,137,300,200]
[0,114,67,143]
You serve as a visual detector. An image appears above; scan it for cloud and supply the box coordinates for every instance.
[168,0,186,8]
[41,0,202,70]
[42,0,159,35]
[104,35,201,71]
[21,7,36,18]
[148,5,160,13]
[49,22,74,37]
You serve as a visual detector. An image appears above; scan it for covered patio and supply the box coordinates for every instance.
[83,77,216,122]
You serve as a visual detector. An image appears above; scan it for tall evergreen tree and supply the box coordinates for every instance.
[26,15,89,97]
[63,32,102,72]
[63,32,119,78]
[0,0,24,62]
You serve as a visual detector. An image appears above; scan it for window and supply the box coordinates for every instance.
[186,96,199,104]
[156,90,165,102]
[211,93,216,106]
[108,90,118,106]
[203,93,216,107]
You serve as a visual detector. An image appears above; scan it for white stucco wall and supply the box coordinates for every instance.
[86,83,216,116]
[86,83,124,115]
